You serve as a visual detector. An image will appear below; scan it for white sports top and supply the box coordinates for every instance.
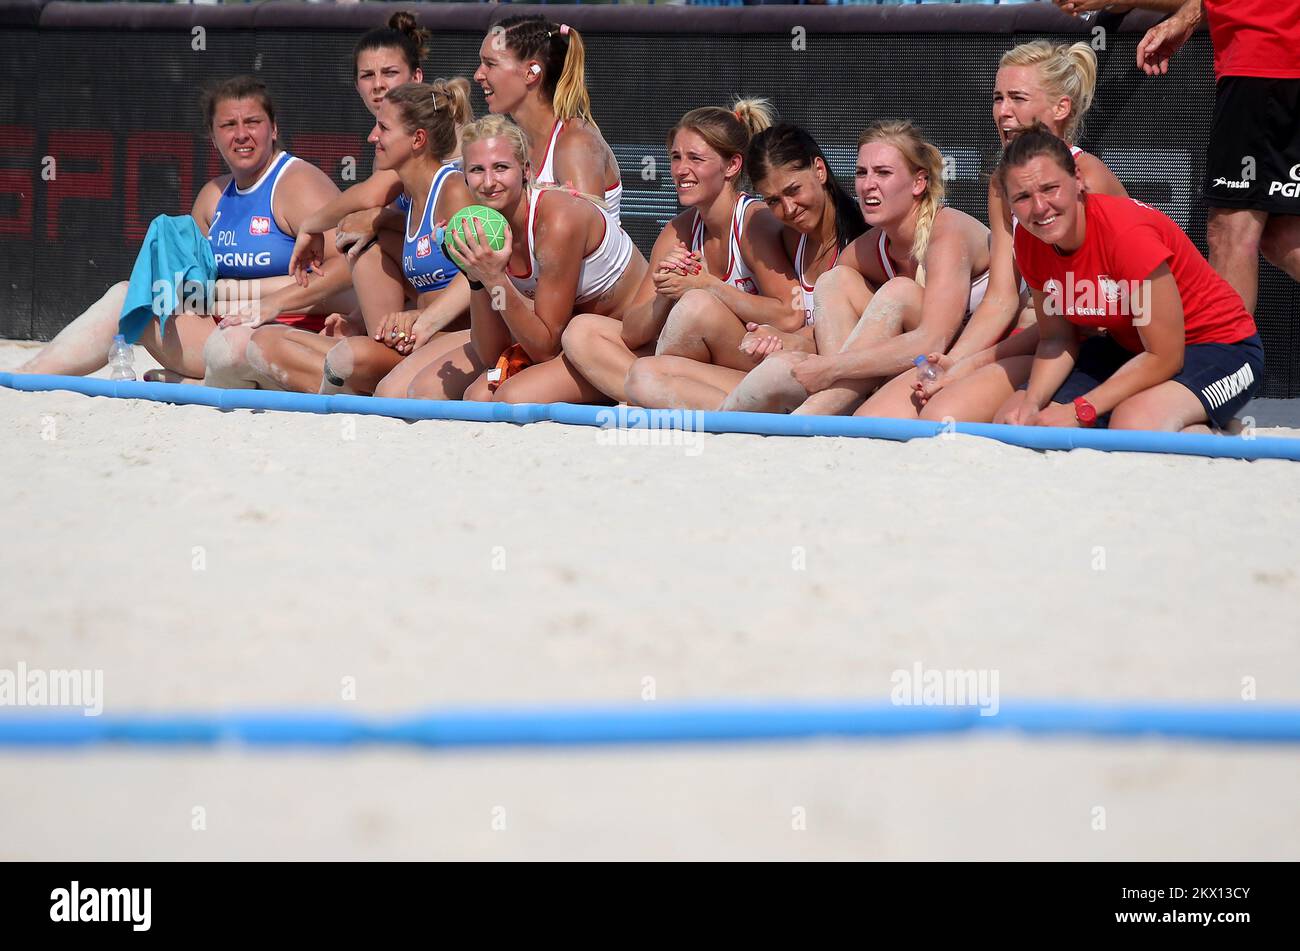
[535,119,623,223]
[877,230,991,319]
[795,233,840,327]
[690,194,763,295]
[507,187,634,304]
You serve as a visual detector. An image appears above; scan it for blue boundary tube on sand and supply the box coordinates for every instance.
[1,702,1298,750]
[3,371,1299,462]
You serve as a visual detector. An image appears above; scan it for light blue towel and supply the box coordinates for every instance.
[118,215,218,344]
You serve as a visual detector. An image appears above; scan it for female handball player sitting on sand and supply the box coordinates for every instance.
[478,14,622,220]
[624,123,866,410]
[864,40,1129,422]
[17,77,354,382]
[241,80,474,395]
[562,100,803,404]
[405,116,647,403]
[309,12,474,362]
[283,10,472,353]
[990,125,1262,432]
[716,121,991,416]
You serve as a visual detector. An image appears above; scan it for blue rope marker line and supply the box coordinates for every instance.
[2,702,1299,749]
[4,372,1300,462]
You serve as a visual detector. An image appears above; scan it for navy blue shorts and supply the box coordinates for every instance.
[1023,333,1265,429]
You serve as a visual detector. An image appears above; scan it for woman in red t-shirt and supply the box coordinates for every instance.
[991,125,1262,431]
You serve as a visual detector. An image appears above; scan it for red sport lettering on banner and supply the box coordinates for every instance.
[44,130,114,242]
[0,125,35,236]
[124,132,195,243]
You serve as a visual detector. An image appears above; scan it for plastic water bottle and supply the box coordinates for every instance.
[914,354,942,388]
[108,334,136,381]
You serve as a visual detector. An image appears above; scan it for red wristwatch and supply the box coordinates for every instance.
[1073,397,1098,427]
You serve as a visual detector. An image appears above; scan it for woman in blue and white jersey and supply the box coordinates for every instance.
[251,79,475,395]
[18,76,354,381]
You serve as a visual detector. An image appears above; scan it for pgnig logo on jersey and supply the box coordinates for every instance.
[1266,164,1300,199]
[248,215,271,235]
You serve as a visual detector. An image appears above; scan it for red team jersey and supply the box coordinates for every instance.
[1205,0,1300,80]
[1014,194,1257,354]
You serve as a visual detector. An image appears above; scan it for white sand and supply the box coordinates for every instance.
[2,338,1299,860]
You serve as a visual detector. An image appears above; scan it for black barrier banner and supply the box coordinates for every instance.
[1,2,1297,395]
[0,859,1290,937]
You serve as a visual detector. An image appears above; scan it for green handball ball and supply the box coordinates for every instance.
[444,205,509,270]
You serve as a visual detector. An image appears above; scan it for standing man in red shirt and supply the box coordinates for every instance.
[1056,0,1300,318]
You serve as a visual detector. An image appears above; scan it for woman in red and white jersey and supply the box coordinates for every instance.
[561,99,798,404]
[996,125,1262,431]
[475,14,622,220]
[718,120,991,416]
[624,123,866,410]
[405,116,647,404]
[864,40,1129,422]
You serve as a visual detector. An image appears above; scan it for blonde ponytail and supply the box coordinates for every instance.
[433,76,474,127]
[551,26,595,128]
[496,15,598,129]
[731,97,775,138]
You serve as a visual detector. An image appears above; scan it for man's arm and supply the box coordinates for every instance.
[1136,0,1204,76]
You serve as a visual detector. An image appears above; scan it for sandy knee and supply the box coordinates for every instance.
[322,340,356,384]
[202,327,246,372]
[674,288,717,313]
[763,350,807,373]
[561,313,603,351]
[245,335,271,376]
[663,289,722,330]
[242,332,291,390]
[624,358,666,406]
[811,266,856,302]
[871,277,922,310]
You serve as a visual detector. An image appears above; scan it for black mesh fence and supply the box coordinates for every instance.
[2,1,1297,395]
